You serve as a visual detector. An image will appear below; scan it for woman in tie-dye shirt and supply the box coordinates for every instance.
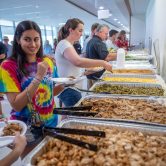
[0,20,62,127]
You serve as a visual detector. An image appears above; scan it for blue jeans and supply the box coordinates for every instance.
[58,88,82,106]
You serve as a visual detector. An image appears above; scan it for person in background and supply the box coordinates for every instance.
[116,30,128,50]
[86,24,117,88]
[0,134,27,166]
[0,41,7,64]
[0,20,64,127]
[10,41,14,46]
[82,23,99,56]
[3,36,12,58]
[53,38,58,53]
[73,40,82,55]
[106,29,119,51]
[44,40,53,56]
[55,18,112,106]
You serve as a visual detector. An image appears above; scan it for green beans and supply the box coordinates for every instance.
[94,84,164,96]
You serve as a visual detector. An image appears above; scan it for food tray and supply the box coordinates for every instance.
[100,73,159,84]
[106,68,156,75]
[125,60,150,64]
[112,63,156,70]
[59,118,166,132]
[90,82,165,97]
[73,94,166,126]
[22,119,166,166]
[22,136,51,165]
[125,55,150,61]
[101,73,157,79]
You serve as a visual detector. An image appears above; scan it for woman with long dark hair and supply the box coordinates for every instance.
[55,18,112,106]
[0,20,62,127]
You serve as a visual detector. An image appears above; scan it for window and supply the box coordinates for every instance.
[46,26,53,46]
[1,26,14,43]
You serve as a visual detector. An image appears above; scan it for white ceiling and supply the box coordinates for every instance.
[67,0,129,28]
[129,0,150,15]
[0,0,150,33]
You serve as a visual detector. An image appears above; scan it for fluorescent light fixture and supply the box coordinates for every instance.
[59,23,65,26]
[121,24,123,26]
[109,13,112,16]
[118,21,120,24]
[0,5,33,11]
[114,18,117,21]
[15,11,40,16]
[99,6,104,10]
[98,9,110,19]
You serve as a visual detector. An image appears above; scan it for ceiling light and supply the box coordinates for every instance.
[0,5,33,11]
[114,18,117,21]
[109,13,112,16]
[98,9,110,19]
[118,21,120,24]
[121,24,123,26]
[15,12,41,16]
[99,6,104,10]
[59,23,65,26]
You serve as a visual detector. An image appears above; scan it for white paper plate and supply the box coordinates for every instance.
[0,120,27,148]
[51,76,86,85]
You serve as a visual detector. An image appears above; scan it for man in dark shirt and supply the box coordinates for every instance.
[73,41,82,55]
[0,41,7,64]
[86,24,116,87]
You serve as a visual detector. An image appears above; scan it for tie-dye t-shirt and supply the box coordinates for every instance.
[0,57,58,127]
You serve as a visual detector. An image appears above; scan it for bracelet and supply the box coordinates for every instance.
[31,79,40,87]
[34,77,42,83]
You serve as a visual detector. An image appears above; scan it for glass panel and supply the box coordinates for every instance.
[0,19,13,26]
[41,29,45,45]
[46,30,53,46]
[46,26,51,30]
[1,26,14,43]
[39,25,44,30]
[52,27,57,39]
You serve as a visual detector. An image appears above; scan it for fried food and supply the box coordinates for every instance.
[112,69,154,74]
[35,126,166,166]
[2,123,22,136]
[81,98,166,124]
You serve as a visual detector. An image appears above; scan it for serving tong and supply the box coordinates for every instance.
[55,106,92,110]
[75,87,113,95]
[43,126,105,151]
[53,106,98,116]
[22,104,105,151]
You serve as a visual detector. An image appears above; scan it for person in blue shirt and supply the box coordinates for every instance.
[44,40,53,56]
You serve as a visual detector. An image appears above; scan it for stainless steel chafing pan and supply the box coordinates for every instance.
[22,118,166,166]
[71,94,166,127]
